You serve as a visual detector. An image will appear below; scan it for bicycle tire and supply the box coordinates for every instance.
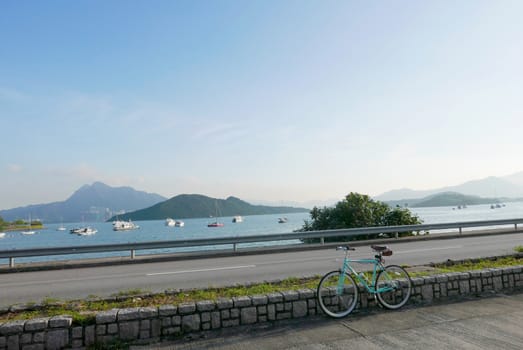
[375,265,412,309]
[317,270,358,318]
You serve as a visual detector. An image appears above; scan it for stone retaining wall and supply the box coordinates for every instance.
[1,265,522,349]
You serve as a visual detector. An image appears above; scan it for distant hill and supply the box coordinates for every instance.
[384,191,520,208]
[107,194,310,221]
[0,182,166,223]
[376,173,523,201]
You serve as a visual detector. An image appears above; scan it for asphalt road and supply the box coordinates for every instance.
[0,232,522,307]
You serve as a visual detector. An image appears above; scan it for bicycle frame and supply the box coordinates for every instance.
[338,252,393,294]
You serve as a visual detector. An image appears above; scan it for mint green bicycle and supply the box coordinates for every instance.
[317,245,412,318]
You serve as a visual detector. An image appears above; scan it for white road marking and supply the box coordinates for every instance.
[395,246,463,254]
[146,265,256,276]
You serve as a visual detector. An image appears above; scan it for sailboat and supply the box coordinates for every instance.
[21,215,36,235]
[207,200,224,227]
[57,219,66,231]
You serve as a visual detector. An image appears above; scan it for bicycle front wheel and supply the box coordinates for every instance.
[376,265,412,309]
[317,270,358,318]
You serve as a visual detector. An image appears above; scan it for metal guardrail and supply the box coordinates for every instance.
[1,218,522,267]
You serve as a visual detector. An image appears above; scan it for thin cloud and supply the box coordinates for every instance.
[7,164,22,173]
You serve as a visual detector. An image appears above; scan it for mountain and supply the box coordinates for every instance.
[376,173,523,201]
[0,182,166,223]
[107,194,310,221]
[409,192,499,208]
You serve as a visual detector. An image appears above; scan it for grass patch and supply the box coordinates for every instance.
[514,245,523,253]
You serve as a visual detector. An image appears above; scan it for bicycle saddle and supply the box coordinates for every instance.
[371,245,393,256]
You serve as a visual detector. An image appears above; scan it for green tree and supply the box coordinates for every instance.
[299,192,422,242]
[0,216,5,231]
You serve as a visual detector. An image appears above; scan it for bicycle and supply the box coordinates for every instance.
[317,245,412,318]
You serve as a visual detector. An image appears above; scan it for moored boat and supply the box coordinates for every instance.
[112,219,139,231]
[232,216,243,223]
[70,227,97,236]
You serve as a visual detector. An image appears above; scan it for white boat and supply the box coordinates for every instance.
[207,201,224,227]
[232,216,243,223]
[21,214,36,235]
[165,218,184,227]
[278,217,288,223]
[70,227,97,236]
[57,225,67,231]
[0,232,5,238]
[112,219,139,231]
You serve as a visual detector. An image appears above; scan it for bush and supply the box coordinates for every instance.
[299,192,422,243]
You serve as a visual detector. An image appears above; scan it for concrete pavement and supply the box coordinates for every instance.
[133,291,523,349]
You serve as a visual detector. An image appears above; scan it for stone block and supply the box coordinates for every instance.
[211,311,221,329]
[140,319,150,330]
[46,329,69,350]
[267,293,283,303]
[459,280,470,294]
[251,295,268,306]
[0,320,25,335]
[7,335,19,350]
[20,333,32,344]
[107,323,118,334]
[282,290,299,301]
[201,312,211,323]
[84,325,95,346]
[33,332,45,343]
[422,285,433,301]
[240,307,257,324]
[216,298,233,309]
[119,321,140,341]
[159,304,177,316]
[298,289,314,300]
[178,303,196,315]
[72,326,83,339]
[197,300,216,312]
[230,308,240,319]
[233,296,251,308]
[118,308,141,321]
[49,316,72,328]
[151,319,162,338]
[139,307,158,319]
[96,324,106,335]
[96,309,118,324]
[22,344,44,350]
[182,314,201,332]
[24,318,48,332]
[292,300,308,318]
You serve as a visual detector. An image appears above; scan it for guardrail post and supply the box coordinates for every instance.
[516,224,518,230]
[459,227,462,235]
[395,232,398,239]
[233,243,237,252]
[320,237,324,245]
[131,249,135,259]
[9,257,14,268]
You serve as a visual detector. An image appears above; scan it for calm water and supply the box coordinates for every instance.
[1,202,522,264]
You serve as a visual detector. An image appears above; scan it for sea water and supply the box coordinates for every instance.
[1,202,522,264]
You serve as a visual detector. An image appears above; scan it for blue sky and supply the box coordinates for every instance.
[1,0,523,209]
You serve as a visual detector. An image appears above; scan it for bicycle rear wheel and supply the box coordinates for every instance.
[376,265,412,309]
[317,270,358,318]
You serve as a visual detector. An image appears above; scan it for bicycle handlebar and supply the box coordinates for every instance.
[336,246,356,251]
